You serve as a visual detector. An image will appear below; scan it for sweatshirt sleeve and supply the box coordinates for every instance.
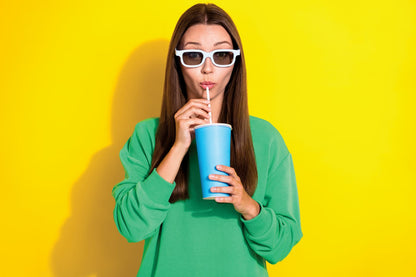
[241,131,303,264]
[112,121,176,243]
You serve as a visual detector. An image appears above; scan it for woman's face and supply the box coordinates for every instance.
[178,24,235,101]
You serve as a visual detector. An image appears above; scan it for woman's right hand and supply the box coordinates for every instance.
[173,99,211,151]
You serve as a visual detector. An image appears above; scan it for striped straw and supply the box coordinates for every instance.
[206,87,212,124]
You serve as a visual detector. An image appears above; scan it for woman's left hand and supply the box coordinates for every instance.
[209,165,260,220]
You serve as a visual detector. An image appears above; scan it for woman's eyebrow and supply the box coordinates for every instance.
[183,42,201,47]
[214,41,232,46]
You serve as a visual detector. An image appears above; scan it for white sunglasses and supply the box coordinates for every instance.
[175,49,240,68]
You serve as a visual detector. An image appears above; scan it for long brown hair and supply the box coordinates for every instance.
[150,3,258,203]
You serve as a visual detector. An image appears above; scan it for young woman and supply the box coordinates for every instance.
[112,3,302,276]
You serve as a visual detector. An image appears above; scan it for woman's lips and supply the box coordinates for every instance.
[200,82,215,89]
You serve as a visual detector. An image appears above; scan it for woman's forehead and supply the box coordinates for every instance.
[180,24,232,49]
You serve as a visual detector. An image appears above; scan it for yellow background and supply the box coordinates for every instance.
[1,0,415,276]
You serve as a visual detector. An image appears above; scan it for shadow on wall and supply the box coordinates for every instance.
[50,39,169,277]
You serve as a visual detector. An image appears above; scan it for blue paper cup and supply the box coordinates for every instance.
[194,123,232,200]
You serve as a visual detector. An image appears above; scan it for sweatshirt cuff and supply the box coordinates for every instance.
[140,168,176,204]
[240,202,274,237]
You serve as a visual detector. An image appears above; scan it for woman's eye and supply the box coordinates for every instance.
[186,52,200,60]
[214,52,232,62]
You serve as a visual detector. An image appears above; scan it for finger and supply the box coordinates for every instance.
[210,186,234,194]
[209,174,240,187]
[187,100,211,113]
[178,106,210,120]
[179,118,208,130]
[175,106,210,122]
[176,100,211,116]
[216,165,240,180]
[215,197,233,203]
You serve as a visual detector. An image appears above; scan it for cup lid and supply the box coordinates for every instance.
[194,123,232,130]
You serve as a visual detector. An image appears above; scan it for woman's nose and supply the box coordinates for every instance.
[201,57,214,73]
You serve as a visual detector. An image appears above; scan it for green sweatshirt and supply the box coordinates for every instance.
[112,116,302,277]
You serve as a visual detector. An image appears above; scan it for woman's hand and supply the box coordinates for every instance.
[156,99,210,183]
[209,165,260,220]
[173,99,211,151]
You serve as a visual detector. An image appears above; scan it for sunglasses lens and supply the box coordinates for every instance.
[182,52,203,66]
[213,51,234,65]
[179,50,237,67]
